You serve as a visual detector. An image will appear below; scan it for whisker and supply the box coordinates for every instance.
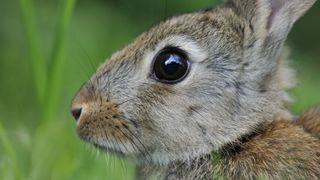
[117,127,149,159]
[123,126,152,163]
[117,98,135,106]
[105,121,152,163]
[102,123,142,157]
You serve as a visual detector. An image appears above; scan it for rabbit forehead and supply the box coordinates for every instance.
[96,10,244,81]
[107,9,242,65]
[93,10,243,88]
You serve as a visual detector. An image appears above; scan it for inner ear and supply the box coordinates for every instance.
[268,0,286,29]
[266,0,315,38]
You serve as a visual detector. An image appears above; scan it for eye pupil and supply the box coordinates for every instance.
[153,47,190,83]
[163,54,182,75]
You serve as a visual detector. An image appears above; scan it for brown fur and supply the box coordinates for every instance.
[218,119,320,179]
[137,118,320,179]
[296,106,320,138]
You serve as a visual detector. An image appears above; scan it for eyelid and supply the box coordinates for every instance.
[156,46,188,59]
[153,35,208,63]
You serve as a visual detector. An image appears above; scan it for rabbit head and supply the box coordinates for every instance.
[71,0,316,165]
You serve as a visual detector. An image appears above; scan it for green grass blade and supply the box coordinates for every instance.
[19,0,46,105]
[42,0,76,123]
[0,121,21,180]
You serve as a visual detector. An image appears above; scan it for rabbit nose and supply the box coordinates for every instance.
[71,108,82,121]
[71,85,90,123]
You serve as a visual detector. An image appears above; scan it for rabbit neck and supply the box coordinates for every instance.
[135,122,267,179]
[136,153,214,180]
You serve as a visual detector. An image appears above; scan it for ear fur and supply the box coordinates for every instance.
[225,0,316,40]
[222,0,315,106]
[224,0,316,84]
[268,0,316,38]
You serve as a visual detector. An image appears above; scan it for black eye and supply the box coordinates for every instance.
[152,47,190,84]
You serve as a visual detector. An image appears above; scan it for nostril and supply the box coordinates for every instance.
[71,108,82,121]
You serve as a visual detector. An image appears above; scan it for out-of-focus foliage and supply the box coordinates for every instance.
[0,0,319,179]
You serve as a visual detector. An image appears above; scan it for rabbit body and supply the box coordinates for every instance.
[137,117,320,179]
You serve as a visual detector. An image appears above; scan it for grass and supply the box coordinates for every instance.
[0,0,136,179]
[20,0,76,124]
[0,0,319,180]
[42,0,76,124]
[0,121,20,180]
[19,0,47,103]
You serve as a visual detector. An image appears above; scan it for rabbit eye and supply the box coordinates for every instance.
[152,47,190,84]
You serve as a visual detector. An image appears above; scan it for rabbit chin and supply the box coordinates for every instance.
[81,135,138,156]
[89,136,215,165]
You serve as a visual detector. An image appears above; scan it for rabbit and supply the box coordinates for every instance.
[71,0,320,179]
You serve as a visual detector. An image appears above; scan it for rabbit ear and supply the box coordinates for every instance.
[267,0,316,38]
[225,0,316,39]
[223,0,315,91]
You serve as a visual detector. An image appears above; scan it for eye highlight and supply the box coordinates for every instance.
[152,47,190,84]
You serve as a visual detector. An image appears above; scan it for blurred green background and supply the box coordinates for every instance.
[0,0,319,179]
